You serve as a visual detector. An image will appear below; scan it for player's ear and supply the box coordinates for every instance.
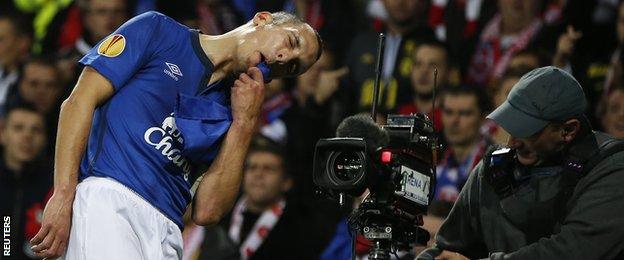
[252,11,273,26]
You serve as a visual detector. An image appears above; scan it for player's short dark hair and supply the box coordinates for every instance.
[441,85,491,116]
[271,11,323,62]
[270,11,301,26]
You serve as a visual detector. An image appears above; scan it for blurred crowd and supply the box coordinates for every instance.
[1,0,624,259]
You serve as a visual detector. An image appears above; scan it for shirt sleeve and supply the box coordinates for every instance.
[79,11,163,90]
[488,153,624,260]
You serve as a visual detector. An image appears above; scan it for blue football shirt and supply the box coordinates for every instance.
[78,11,232,228]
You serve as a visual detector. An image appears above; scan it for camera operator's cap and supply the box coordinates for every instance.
[487,66,587,138]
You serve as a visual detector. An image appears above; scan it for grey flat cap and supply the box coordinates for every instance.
[487,66,587,138]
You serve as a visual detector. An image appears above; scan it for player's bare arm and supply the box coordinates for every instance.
[192,67,265,225]
[31,67,115,258]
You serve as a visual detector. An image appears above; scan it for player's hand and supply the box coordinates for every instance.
[434,250,469,260]
[30,192,74,259]
[231,67,265,128]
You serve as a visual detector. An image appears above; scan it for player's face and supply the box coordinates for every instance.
[239,18,320,78]
[1,109,46,164]
[243,151,291,208]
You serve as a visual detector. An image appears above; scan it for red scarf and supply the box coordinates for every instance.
[228,198,286,259]
[467,14,542,86]
[428,0,484,40]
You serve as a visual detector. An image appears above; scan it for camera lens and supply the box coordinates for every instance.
[328,151,365,185]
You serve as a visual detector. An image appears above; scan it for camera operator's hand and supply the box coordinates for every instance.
[434,250,469,260]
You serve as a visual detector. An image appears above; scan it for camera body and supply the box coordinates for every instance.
[313,114,438,254]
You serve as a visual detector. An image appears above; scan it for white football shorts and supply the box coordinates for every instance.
[61,176,183,260]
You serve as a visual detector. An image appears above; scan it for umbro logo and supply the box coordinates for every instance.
[164,62,183,81]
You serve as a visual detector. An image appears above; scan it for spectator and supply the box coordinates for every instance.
[195,0,244,35]
[80,0,130,50]
[467,0,545,86]
[197,138,325,259]
[14,57,63,116]
[6,56,64,147]
[598,85,624,138]
[0,12,33,117]
[56,0,130,85]
[0,104,52,259]
[507,48,551,73]
[436,86,491,202]
[283,49,347,253]
[484,66,533,144]
[552,25,582,71]
[344,0,434,113]
[289,48,347,132]
[572,0,624,130]
[9,0,72,54]
[257,78,290,144]
[604,1,624,97]
[284,49,346,188]
[282,48,345,237]
[396,40,450,130]
[426,0,498,77]
[285,0,358,66]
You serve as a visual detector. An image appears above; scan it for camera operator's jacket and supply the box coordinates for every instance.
[418,132,624,260]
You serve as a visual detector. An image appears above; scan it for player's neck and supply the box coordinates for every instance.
[197,32,240,84]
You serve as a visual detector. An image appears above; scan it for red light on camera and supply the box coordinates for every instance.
[381,151,392,164]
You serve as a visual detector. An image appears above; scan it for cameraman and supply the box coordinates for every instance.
[417,66,624,260]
